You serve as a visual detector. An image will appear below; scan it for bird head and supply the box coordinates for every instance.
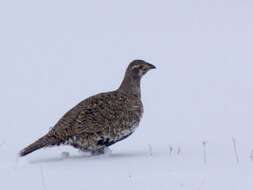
[127,60,156,78]
[119,59,155,95]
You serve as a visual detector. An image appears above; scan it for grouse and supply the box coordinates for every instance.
[19,60,156,156]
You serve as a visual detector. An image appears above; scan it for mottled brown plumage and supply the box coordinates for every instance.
[20,60,155,156]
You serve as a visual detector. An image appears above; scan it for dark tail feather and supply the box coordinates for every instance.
[19,134,62,157]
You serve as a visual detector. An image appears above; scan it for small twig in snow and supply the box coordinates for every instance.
[232,138,239,163]
[148,144,153,156]
[250,150,253,161]
[202,141,208,164]
[169,146,173,156]
[39,165,47,190]
[177,146,181,155]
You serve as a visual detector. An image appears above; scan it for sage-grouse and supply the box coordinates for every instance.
[20,60,155,156]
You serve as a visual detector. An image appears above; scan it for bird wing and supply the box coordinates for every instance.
[73,91,129,133]
[51,91,129,140]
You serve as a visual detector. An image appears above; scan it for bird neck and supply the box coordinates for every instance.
[118,73,141,98]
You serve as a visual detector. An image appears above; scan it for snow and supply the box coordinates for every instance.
[1,0,253,189]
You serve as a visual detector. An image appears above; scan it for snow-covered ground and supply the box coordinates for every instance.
[1,0,253,189]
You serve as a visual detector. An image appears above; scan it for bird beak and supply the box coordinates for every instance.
[146,63,156,70]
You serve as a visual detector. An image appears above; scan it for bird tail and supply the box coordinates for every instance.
[19,133,63,157]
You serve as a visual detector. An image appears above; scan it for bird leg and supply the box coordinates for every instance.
[91,148,106,155]
[91,147,112,156]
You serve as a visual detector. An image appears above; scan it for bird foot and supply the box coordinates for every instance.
[76,150,92,157]
[91,147,112,156]
[61,151,70,158]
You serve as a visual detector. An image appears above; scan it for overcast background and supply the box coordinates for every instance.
[0,0,253,189]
